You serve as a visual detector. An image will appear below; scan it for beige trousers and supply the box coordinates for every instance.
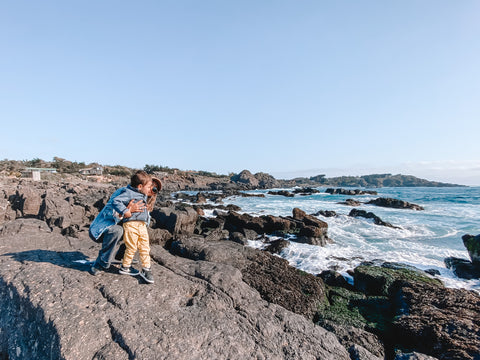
[122,221,151,269]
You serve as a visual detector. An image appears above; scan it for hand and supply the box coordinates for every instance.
[127,199,146,213]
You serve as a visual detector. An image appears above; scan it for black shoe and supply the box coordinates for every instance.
[140,268,154,284]
[89,264,103,276]
[119,266,140,276]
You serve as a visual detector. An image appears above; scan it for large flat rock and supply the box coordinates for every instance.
[0,218,349,359]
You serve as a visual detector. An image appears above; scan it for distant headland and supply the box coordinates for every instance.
[0,157,466,190]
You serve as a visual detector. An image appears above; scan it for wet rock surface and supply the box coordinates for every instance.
[366,198,424,211]
[349,209,400,229]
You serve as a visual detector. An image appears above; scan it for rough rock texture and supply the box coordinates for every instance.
[0,218,350,360]
[151,207,198,235]
[462,234,480,264]
[339,199,362,207]
[326,188,378,196]
[444,257,480,280]
[224,209,332,246]
[350,263,480,360]
[169,236,326,319]
[391,282,480,360]
[230,170,259,187]
[314,210,338,218]
[349,209,400,229]
[268,190,294,197]
[366,198,424,211]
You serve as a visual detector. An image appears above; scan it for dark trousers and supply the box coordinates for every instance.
[94,225,124,269]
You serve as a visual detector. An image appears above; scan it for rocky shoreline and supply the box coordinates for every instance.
[1,177,479,359]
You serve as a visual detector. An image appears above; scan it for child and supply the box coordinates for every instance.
[114,170,155,284]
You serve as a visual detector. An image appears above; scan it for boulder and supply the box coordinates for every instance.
[339,199,362,206]
[230,170,259,188]
[39,191,86,230]
[151,206,198,236]
[264,239,290,254]
[10,186,43,217]
[267,190,294,197]
[326,188,378,196]
[254,172,280,189]
[444,257,480,279]
[462,234,480,264]
[293,187,320,195]
[314,210,338,218]
[366,198,424,211]
[147,227,173,246]
[291,208,331,246]
[224,211,267,234]
[349,209,400,229]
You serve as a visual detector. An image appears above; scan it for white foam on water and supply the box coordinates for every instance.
[225,187,480,292]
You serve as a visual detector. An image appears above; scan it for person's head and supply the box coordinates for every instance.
[130,170,152,196]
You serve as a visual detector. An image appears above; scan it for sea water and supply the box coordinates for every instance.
[223,186,480,293]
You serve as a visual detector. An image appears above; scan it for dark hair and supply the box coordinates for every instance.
[130,170,151,188]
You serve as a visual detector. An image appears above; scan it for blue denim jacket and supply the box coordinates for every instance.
[89,185,149,240]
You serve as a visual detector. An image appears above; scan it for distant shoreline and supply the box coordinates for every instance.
[0,158,467,190]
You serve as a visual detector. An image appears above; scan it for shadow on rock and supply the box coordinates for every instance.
[2,250,92,272]
[0,278,63,359]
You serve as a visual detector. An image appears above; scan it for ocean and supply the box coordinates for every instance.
[222,186,480,293]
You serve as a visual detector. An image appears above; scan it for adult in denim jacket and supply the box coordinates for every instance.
[89,173,161,274]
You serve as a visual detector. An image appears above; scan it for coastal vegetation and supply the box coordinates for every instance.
[0,157,465,188]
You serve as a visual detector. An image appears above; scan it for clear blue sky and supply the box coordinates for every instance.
[1,1,479,184]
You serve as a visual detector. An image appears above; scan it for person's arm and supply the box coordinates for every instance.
[123,199,146,218]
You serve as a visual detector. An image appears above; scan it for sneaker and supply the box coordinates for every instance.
[119,266,140,276]
[140,268,154,284]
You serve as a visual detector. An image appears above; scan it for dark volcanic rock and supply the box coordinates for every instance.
[267,190,294,197]
[264,238,290,254]
[293,187,320,195]
[366,197,424,211]
[318,270,353,289]
[319,320,385,360]
[349,209,400,229]
[353,263,442,297]
[291,208,332,246]
[462,234,480,264]
[169,236,327,320]
[230,169,259,187]
[224,209,332,246]
[0,218,350,360]
[151,206,198,235]
[339,199,362,207]
[326,188,378,196]
[391,281,480,360]
[314,210,338,218]
[444,257,480,280]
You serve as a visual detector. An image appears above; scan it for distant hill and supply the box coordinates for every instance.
[0,158,465,188]
[278,173,465,188]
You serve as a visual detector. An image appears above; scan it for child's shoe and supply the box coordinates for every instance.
[140,268,154,284]
[119,265,140,276]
